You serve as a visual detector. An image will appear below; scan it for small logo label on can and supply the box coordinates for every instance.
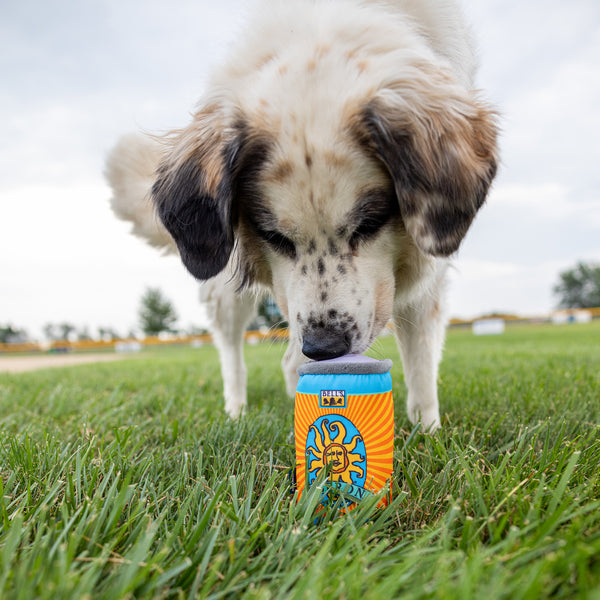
[320,389,346,408]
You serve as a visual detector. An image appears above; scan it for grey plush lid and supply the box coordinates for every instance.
[297,354,393,376]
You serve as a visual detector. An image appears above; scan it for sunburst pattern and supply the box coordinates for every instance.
[306,417,365,486]
[295,389,394,505]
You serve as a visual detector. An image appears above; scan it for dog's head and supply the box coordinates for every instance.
[152,63,498,360]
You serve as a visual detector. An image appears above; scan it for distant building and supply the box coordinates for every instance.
[472,319,505,336]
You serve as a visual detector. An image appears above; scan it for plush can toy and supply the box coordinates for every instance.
[295,354,394,510]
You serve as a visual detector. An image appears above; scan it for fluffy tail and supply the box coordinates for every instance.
[105,133,176,253]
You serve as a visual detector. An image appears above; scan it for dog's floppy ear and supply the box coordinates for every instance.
[355,77,499,256]
[152,106,262,280]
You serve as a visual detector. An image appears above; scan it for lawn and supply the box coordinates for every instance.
[0,322,599,599]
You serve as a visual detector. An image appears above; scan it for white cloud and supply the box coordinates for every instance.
[448,258,578,318]
[489,182,569,214]
[486,182,600,224]
[1,0,600,336]
[0,182,208,338]
[450,259,520,282]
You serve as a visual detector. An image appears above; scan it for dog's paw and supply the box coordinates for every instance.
[407,404,441,433]
[224,397,246,419]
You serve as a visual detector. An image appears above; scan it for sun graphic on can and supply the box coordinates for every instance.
[306,416,366,487]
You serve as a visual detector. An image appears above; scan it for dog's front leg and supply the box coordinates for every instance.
[393,294,447,431]
[201,275,258,417]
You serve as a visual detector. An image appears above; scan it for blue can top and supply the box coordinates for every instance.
[296,355,393,396]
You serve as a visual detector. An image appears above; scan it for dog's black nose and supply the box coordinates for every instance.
[302,330,351,361]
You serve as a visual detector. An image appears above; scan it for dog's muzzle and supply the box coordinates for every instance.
[301,328,351,361]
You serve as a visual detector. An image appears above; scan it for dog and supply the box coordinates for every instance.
[106,0,498,429]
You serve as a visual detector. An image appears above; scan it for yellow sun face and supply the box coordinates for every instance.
[325,443,348,473]
[306,417,366,486]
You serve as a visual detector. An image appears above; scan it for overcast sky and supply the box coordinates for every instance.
[1,0,599,339]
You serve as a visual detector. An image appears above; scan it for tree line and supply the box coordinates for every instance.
[2,262,599,344]
[1,287,285,344]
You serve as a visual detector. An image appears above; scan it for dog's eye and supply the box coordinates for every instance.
[260,229,297,259]
[349,210,393,249]
[348,190,398,250]
[350,214,388,245]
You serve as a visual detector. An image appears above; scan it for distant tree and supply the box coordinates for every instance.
[248,296,287,330]
[553,261,600,309]
[138,287,178,336]
[77,327,93,341]
[43,323,59,341]
[0,324,28,344]
[260,296,287,328]
[98,327,121,341]
[59,322,76,341]
[187,324,209,336]
[42,322,78,341]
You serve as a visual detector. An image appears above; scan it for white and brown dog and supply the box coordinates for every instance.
[106,0,498,429]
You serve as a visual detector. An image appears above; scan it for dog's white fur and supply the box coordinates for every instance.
[106,0,498,429]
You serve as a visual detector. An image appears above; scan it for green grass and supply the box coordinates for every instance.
[1,322,599,599]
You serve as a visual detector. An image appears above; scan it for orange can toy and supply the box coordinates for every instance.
[295,355,394,510]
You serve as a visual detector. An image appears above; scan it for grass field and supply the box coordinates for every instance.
[1,322,599,599]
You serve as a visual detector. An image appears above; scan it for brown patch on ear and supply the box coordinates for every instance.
[265,160,294,183]
[351,78,499,257]
[159,104,230,198]
[152,104,272,281]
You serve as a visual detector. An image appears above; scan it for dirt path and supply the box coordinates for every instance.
[0,353,128,374]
